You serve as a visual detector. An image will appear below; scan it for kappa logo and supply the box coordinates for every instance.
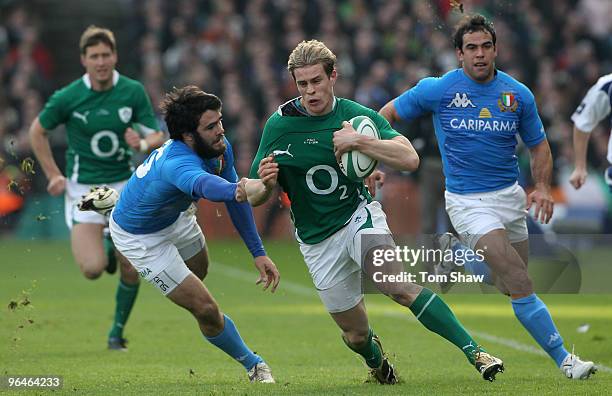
[72,111,90,124]
[272,144,294,158]
[548,332,561,346]
[447,93,476,108]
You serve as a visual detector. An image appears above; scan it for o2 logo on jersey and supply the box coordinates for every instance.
[136,140,170,178]
[91,130,121,159]
[305,165,350,200]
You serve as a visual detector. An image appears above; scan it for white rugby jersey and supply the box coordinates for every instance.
[571,73,612,163]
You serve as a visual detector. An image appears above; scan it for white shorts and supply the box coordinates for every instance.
[64,179,127,228]
[109,209,205,295]
[299,201,394,313]
[445,182,528,250]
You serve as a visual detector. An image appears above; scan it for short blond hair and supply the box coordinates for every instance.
[287,40,336,79]
[79,25,116,54]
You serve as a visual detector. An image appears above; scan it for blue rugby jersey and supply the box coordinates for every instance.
[112,137,238,234]
[394,69,546,194]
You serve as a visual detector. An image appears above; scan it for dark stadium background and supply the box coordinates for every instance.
[1,0,610,240]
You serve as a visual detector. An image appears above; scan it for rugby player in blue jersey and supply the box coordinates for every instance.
[380,14,596,380]
[107,86,280,383]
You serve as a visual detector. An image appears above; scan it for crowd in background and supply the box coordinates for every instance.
[1,0,611,231]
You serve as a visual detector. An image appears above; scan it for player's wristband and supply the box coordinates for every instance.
[139,139,149,152]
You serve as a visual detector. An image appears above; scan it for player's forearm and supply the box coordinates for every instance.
[192,173,237,202]
[245,179,274,206]
[529,139,553,190]
[28,118,63,179]
[572,126,590,170]
[354,135,419,171]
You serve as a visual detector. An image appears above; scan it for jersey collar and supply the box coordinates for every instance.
[82,70,120,90]
[294,96,338,116]
[460,68,499,87]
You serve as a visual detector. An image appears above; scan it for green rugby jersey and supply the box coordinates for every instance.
[250,97,401,244]
[39,71,159,184]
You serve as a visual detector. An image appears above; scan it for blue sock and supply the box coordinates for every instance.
[205,314,263,370]
[452,242,493,285]
[512,294,569,367]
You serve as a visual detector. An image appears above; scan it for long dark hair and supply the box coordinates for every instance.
[160,86,221,141]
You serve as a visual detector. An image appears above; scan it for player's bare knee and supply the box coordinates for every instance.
[192,300,221,325]
[390,291,418,307]
[119,258,138,277]
[77,259,106,279]
[343,328,369,346]
[82,267,103,280]
[496,264,529,285]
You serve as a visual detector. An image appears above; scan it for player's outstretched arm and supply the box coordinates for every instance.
[569,125,591,189]
[245,156,279,206]
[527,139,554,224]
[28,117,66,196]
[192,173,239,202]
[333,121,419,171]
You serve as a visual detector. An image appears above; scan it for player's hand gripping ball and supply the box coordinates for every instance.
[339,115,380,182]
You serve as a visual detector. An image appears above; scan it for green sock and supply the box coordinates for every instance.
[409,288,481,364]
[103,235,116,271]
[108,279,139,339]
[342,328,383,369]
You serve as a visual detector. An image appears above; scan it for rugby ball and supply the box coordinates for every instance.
[78,186,119,216]
[93,187,119,215]
[339,116,380,181]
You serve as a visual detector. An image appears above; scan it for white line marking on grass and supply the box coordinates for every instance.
[214,262,612,374]
[469,330,612,374]
[213,262,315,297]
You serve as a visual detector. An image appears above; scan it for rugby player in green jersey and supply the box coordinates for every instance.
[29,26,165,350]
[247,40,504,383]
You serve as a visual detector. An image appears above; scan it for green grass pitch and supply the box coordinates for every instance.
[1,239,611,395]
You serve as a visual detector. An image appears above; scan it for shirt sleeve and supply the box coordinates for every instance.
[393,77,440,121]
[192,174,237,202]
[362,106,401,140]
[38,89,69,130]
[518,88,546,148]
[571,81,612,133]
[132,83,160,136]
[249,118,275,179]
[161,154,208,198]
[224,200,266,257]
